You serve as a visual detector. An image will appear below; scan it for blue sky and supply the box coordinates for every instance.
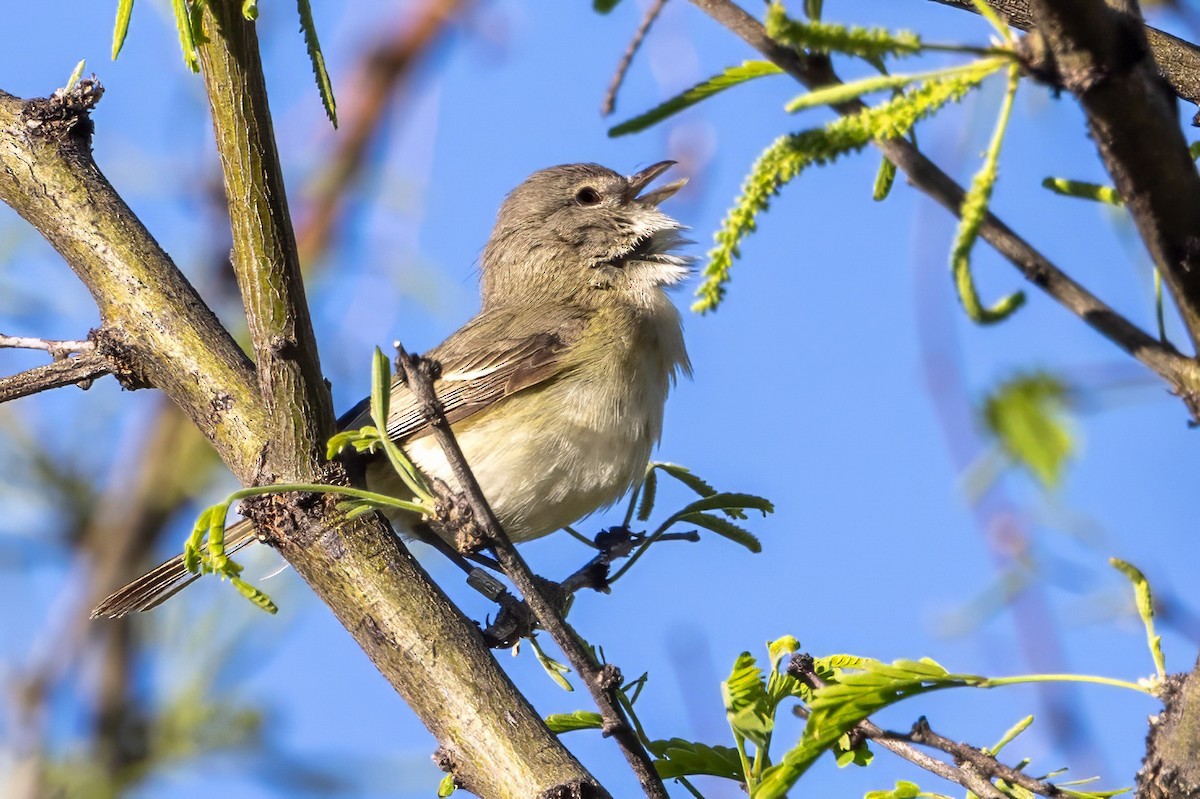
[2,1,1198,797]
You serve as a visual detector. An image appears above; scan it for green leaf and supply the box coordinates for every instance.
[669,492,774,522]
[651,739,745,780]
[755,658,985,798]
[766,2,921,59]
[865,781,922,799]
[529,636,574,692]
[295,0,338,127]
[723,652,772,747]
[636,467,659,522]
[371,347,391,429]
[545,710,604,733]
[950,63,1025,324]
[981,371,1075,489]
[437,773,456,797]
[1111,558,1167,680]
[112,0,135,60]
[610,61,784,137]
[1190,140,1200,161]
[170,0,200,72]
[676,512,762,553]
[873,154,897,201]
[803,0,823,21]
[64,61,86,93]
[695,61,1001,313]
[650,462,719,498]
[988,714,1033,755]
[231,576,278,614]
[242,0,259,20]
[593,0,623,11]
[1041,177,1123,206]
[786,62,985,113]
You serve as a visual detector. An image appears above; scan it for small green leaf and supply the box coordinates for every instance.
[981,371,1074,489]
[231,576,278,614]
[170,0,200,72]
[950,63,1025,324]
[650,462,719,498]
[610,61,784,137]
[545,710,604,733]
[676,512,762,553]
[651,739,744,780]
[1041,177,1122,206]
[64,60,86,92]
[670,492,774,521]
[865,781,922,799]
[873,154,897,201]
[803,0,823,21]
[1190,140,1200,161]
[766,3,922,59]
[786,63,986,113]
[437,774,456,797]
[593,0,623,11]
[112,0,135,60]
[723,652,772,746]
[1111,558,1166,680]
[988,714,1033,755]
[636,467,659,521]
[296,0,338,127]
[371,347,391,429]
[242,0,259,20]
[529,636,574,692]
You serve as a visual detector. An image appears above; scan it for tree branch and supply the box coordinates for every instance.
[1022,0,1200,351]
[686,0,1200,420]
[394,346,668,799]
[194,0,335,479]
[0,354,112,403]
[0,83,267,475]
[930,0,1200,119]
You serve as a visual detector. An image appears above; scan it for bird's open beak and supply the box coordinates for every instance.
[628,160,688,206]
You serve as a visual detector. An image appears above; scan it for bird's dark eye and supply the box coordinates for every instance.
[575,186,602,206]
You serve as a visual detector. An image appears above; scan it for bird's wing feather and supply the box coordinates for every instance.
[339,306,588,442]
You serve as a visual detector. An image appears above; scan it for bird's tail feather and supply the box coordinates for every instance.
[90,520,260,619]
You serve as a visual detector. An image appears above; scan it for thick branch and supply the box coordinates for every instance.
[931,0,1200,115]
[0,85,267,476]
[687,0,1200,420]
[194,0,334,479]
[1024,0,1200,350]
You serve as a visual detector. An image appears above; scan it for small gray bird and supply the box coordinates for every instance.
[92,161,691,618]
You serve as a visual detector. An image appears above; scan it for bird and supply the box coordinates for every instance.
[92,160,691,618]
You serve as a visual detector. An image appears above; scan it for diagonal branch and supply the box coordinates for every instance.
[0,83,267,475]
[687,0,1200,420]
[394,345,669,799]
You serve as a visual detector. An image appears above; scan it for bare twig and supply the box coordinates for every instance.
[602,0,670,116]
[0,333,93,358]
[0,354,112,402]
[686,0,1200,420]
[393,344,669,799]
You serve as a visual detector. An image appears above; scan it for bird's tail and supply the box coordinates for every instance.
[90,520,260,619]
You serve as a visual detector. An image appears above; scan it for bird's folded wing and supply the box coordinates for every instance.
[337,306,588,442]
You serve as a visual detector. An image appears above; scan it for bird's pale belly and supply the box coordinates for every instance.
[369,370,667,543]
